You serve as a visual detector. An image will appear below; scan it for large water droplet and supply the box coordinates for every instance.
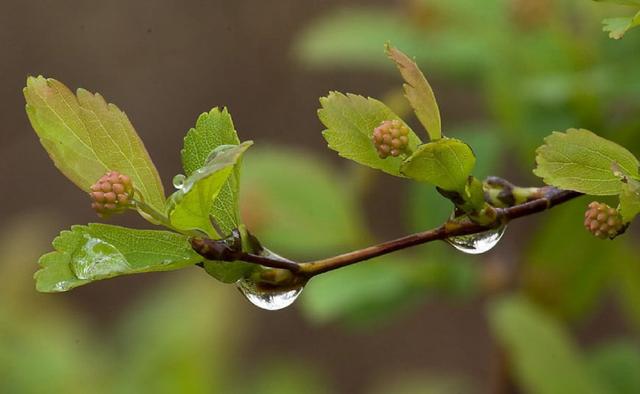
[236,278,303,311]
[446,225,506,254]
[72,236,130,279]
[172,174,186,189]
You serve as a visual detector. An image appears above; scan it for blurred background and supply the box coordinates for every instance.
[2,0,640,393]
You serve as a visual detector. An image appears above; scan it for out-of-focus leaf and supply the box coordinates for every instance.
[594,0,640,5]
[181,107,242,235]
[588,340,640,394]
[534,129,639,195]
[293,6,499,76]
[24,76,166,212]
[489,296,610,394]
[301,257,419,325]
[401,138,475,191]
[386,43,441,140]
[114,273,246,394]
[167,142,252,237]
[522,201,628,320]
[319,92,422,177]
[613,253,640,330]
[603,11,640,39]
[0,216,110,394]
[240,147,364,257]
[240,359,331,394]
[35,224,201,292]
[370,372,472,394]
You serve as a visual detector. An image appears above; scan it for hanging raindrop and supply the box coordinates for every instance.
[445,211,506,254]
[446,225,506,254]
[236,278,303,311]
[172,174,186,189]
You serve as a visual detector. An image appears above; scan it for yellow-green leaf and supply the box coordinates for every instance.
[400,138,476,191]
[534,129,639,195]
[24,76,166,212]
[35,224,201,292]
[319,91,422,177]
[385,43,441,140]
[167,142,252,237]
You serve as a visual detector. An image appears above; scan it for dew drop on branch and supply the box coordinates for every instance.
[446,225,506,254]
[236,278,303,311]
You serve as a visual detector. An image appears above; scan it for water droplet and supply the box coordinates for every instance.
[172,174,186,189]
[236,278,303,311]
[72,236,130,280]
[205,144,236,163]
[446,225,506,254]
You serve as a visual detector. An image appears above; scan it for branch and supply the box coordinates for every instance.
[192,186,582,280]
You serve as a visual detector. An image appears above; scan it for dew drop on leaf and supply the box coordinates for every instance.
[172,174,186,189]
[236,278,303,311]
[446,225,506,254]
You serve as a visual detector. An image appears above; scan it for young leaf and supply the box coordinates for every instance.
[603,10,640,39]
[181,108,240,175]
[619,180,640,222]
[400,138,476,191]
[534,128,639,195]
[24,76,166,212]
[167,142,252,237]
[489,296,610,394]
[35,224,202,292]
[385,43,441,140]
[319,92,422,177]
[182,108,242,236]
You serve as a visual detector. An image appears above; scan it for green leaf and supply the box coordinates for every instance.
[168,142,252,237]
[523,202,620,320]
[534,129,639,195]
[588,341,640,394]
[319,92,422,177]
[385,43,441,140]
[603,10,640,39]
[35,224,202,292]
[24,76,166,212]
[240,147,364,257]
[182,108,243,237]
[489,296,610,394]
[400,138,475,191]
[113,273,246,394]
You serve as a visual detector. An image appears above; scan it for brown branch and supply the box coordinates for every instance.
[192,187,582,279]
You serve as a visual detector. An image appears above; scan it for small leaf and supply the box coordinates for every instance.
[613,164,640,222]
[385,43,441,140]
[181,107,240,175]
[35,224,202,292]
[534,128,639,195]
[489,296,610,394]
[182,108,243,237]
[167,142,252,237]
[400,138,475,191]
[588,341,640,394]
[319,92,422,177]
[24,76,166,212]
[603,10,640,39]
